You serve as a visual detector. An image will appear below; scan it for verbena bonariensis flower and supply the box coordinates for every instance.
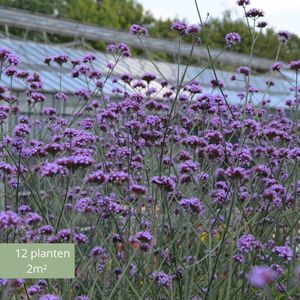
[142,73,156,83]
[278,31,291,44]
[248,266,278,288]
[129,231,154,252]
[27,284,41,296]
[225,32,241,47]
[40,162,67,177]
[289,60,300,71]
[129,24,148,36]
[151,176,176,192]
[272,61,285,71]
[257,21,268,28]
[237,234,257,253]
[25,212,42,225]
[237,66,250,76]
[85,170,107,184]
[171,21,187,35]
[237,0,250,6]
[0,211,21,229]
[152,271,172,288]
[272,246,293,261]
[245,8,264,18]
[56,155,94,169]
[186,24,200,34]
[178,198,205,215]
[53,54,69,65]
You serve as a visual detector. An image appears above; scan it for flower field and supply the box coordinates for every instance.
[0,0,300,299]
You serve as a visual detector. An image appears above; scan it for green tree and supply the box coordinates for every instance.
[0,1,300,63]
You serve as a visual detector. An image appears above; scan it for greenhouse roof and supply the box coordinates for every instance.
[0,38,294,108]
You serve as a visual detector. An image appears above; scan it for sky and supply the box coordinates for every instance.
[138,0,300,36]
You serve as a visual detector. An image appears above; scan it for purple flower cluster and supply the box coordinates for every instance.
[178,198,205,215]
[152,271,172,288]
[171,21,200,35]
[237,234,257,253]
[248,266,278,288]
[129,231,154,252]
[272,246,293,261]
[225,32,241,47]
[278,31,291,44]
[245,8,264,18]
[129,24,148,36]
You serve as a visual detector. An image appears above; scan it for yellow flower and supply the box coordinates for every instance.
[201,231,208,242]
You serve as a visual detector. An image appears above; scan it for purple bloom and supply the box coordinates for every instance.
[14,124,30,137]
[85,171,107,184]
[129,24,148,36]
[25,212,42,225]
[39,225,54,235]
[289,60,300,71]
[237,66,250,76]
[28,91,46,104]
[233,254,246,264]
[5,67,18,77]
[40,162,67,177]
[151,176,176,192]
[248,266,278,288]
[56,229,71,242]
[0,161,15,175]
[225,167,248,180]
[0,211,21,229]
[118,43,131,57]
[75,88,90,100]
[75,197,98,213]
[186,24,200,34]
[237,234,257,253]
[272,246,293,261]
[56,155,94,169]
[225,32,241,47]
[130,184,147,195]
[108,171,130,185]
[129,231,154,252]
[28,285,41,296]
[152,271,172,288]
[82,54,96,63]
[142,73,156,83]
[278,31,291,44]
[44,57,52,65]
[7,54,20,65]
[245,8,264,18]
[179,198,205,215]
[171,21,187,35]
[54,92,68,102]
[179,160,199,174]
[18,205,32,214]
[74,233,89,244]
[257,21,268,28]
[237,0,250,6]
[272,61,284,71]
[53,54,69,65]
[90,246,108,262]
